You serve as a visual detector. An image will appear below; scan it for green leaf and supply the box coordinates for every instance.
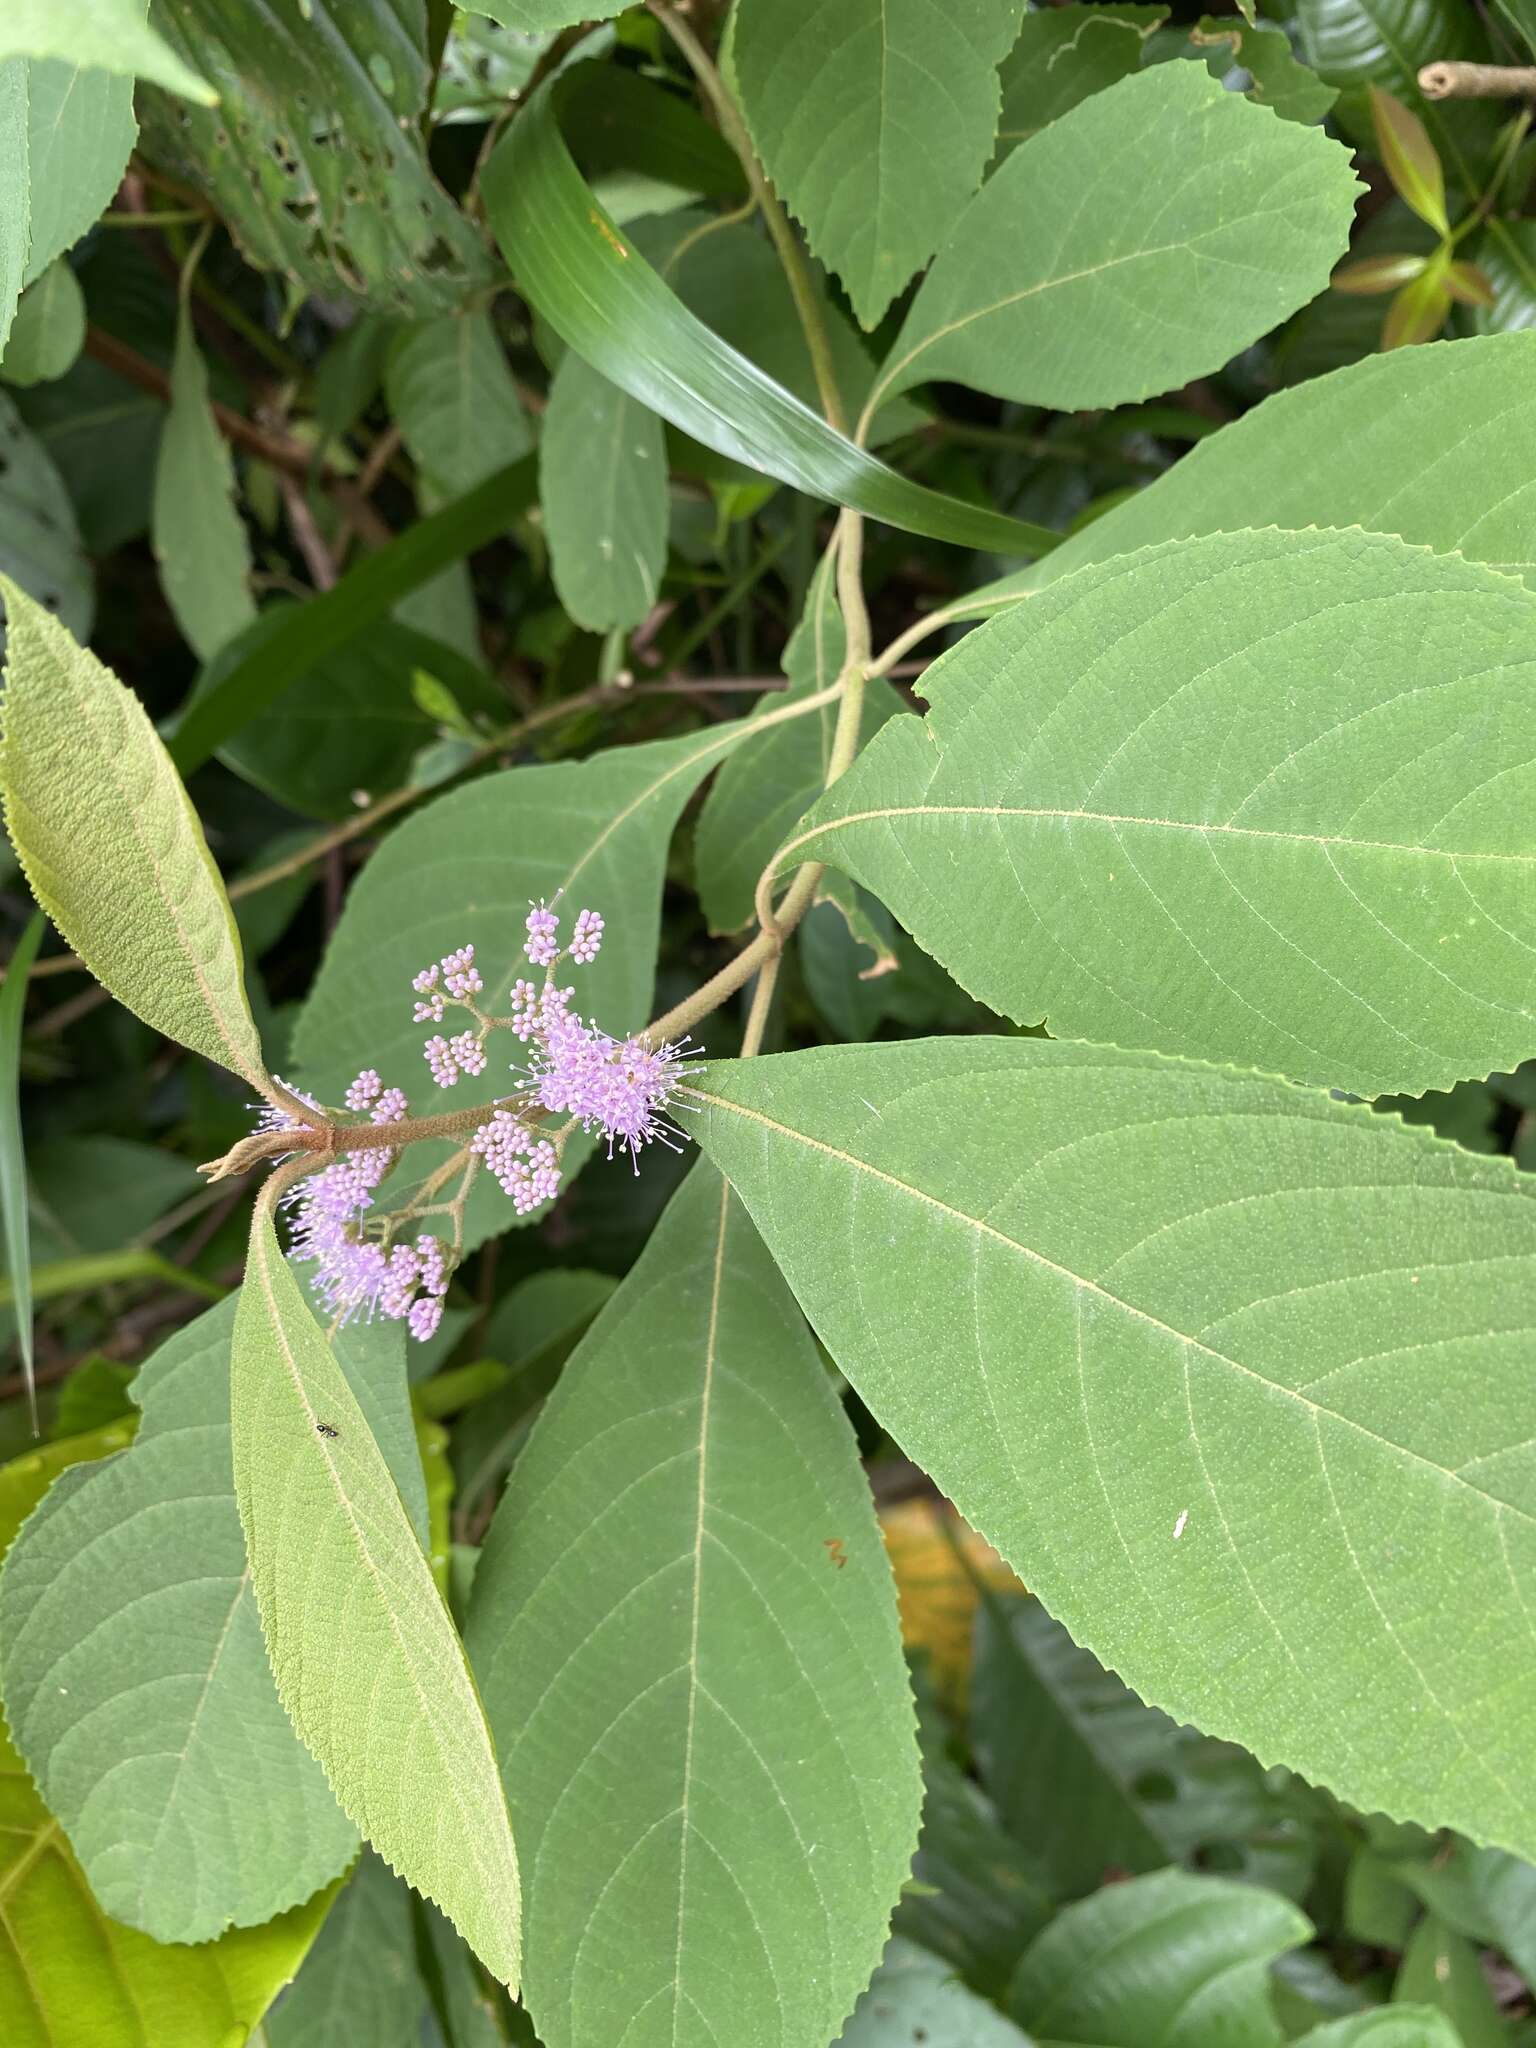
[385,311,534,499]
[0,0,214,104]
[638,209,921,451]
[1295,2012,1462,2047]
[558,59,745,204]
[0,581,268,1088]
[995,4,1168,149]
[1494,0,1536,53]
[1191,17,1339,124]
[0,913,42,1420]
[0,260,85,387]
[139,0,494,315]
[1009,1868,1308,2046]
[792,526,1536,1097]
[266,1853,430,2048]
[20,53,138,288]
[152,302,256,663]
[0,1297,364,1941]
[1331,251,1429,292]
[733,0,1023,328]
[198,613,503,821]
[1369,85,1448,231]
[690,1037,1536,1865]
[1381,260,1453,348]
[695,548,900,934]
[0,388,92,646]
[0,61,27,354]
[482,83,1061,558]
[460,0,620,26]
[540,350,667,633]
[167,456,538,774]
[467,1165,920,2048]
[0,1421,336,2048]
[0,1246,224,1311]
[1402,1840,1536,1986]
[1294,0,1491,100]
[871,62,1359,414]
[1393,1918,1506,2046]
[234,1207,522,1987]
[972,1594,1291,1899]
[290,720,784,1248]
[837,1939,1036,2046]
[968,332,1536,610]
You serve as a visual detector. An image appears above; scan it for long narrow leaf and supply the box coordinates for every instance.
[0,1247,227,1311]
[484,86,1061,559]
[168,456,537,774]
[0,911,42,1426]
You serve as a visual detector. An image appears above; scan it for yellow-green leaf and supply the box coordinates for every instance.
[0,581,268,1088]
[233,1207,522,1988]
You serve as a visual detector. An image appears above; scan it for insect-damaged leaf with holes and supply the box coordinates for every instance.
[0,1295,422,1944]
[467,1164,919,2048]
[790,526,1536,1099]
[137,0,493,316]
[993,3,1167,150]
[233,1209,522,1987]
[732,0,1024,329]
[0,581,267,1088]
[870,62,1359,415]
[693,1037,1536,1863]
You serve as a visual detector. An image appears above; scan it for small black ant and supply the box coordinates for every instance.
[315,1422,339,1439]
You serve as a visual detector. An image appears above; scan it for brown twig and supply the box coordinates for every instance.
[83,328,392,547]
[1420,60,1536,99]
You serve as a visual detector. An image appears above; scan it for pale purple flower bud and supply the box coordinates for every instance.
[412,962,446,1024]
[450,1030,486,1078]
[424,1035,460,1087]
[470,1112,562,1215]
[379,1243,422,1321]
[345,1069,382,1112]
[509,979,540,1041]
[408,1296,442,1343]
[415,1234,448,1297]
[372,1087,408,1124]
[569,909,604,964]
[524,900,560,966]
[441,945,483,1000]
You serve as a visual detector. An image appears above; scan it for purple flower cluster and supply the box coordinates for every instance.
[261,900,696,1344]
[528,1003,697,1163]
[282,1070,449,1338]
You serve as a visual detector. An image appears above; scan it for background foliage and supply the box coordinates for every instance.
[1,1,1536,2044]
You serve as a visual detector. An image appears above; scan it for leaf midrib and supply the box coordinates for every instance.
[691,1086,1536,1528]
[792,801,1535,868]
